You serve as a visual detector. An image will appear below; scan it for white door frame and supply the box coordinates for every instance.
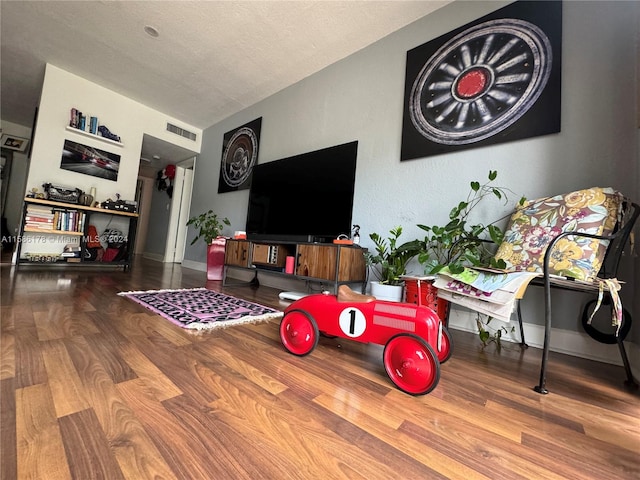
[163,157,195,263]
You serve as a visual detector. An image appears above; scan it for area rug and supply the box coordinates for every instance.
[118,288,282,331]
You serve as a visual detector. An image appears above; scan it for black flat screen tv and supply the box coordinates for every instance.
[246,140,358,243]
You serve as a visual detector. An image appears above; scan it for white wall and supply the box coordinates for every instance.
[184,1,639,366]
[26,64,202,204]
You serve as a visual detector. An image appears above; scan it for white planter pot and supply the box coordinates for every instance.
[370,281,404,302]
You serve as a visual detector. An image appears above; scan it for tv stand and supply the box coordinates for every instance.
[223,239,366,294]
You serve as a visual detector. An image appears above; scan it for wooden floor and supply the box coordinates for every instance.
[1,255,639,479]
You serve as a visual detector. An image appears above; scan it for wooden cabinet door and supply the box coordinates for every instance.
[225,240,250,267]
[337,246,366,282]
[296,244,337,281]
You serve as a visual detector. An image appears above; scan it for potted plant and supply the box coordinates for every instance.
[186,209,231,281]
[405,171,525,340]
[411,171,523,275]
[365,226,420,301]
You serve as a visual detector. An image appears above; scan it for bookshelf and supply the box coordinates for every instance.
[15,198,138,270]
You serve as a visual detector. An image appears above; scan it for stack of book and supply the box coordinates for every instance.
[62,244,82,262]
[434,267,540,322]
[24,205,55,231]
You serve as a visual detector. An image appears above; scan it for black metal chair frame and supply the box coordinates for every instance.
[519,200,639,394]
[448,199,639,394]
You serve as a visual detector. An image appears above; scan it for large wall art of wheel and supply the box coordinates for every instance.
[400,1,562,161]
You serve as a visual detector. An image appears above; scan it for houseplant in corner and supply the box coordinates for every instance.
[186,209,231,281]
[365,226,420,302]
[406,171,525,342]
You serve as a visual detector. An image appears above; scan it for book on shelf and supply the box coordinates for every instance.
[51,209,85,232]
[26,216,54,223]
[26,205,53,213]
[26,223,54,230]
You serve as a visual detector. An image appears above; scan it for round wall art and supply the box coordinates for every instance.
[218,117,262,193]
[400,0,562,161]
[409,18,553,146]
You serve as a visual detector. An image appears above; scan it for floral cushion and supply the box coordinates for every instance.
[494,187,623,281]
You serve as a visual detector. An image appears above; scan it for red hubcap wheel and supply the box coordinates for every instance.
[383,334,440,395]
[280,310,319,356]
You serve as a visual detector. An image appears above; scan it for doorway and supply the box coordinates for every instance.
[164,158,195,263]
[136,134,198,262]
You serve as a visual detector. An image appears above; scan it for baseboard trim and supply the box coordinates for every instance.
[447,308,638,377]
[142,252,164,262]
[181,259,206,272]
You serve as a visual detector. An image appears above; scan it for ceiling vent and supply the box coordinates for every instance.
[166,123,197,141]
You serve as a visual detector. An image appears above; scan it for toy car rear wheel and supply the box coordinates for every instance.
[280,309,319,356]
[437,325,453,364]
[383,333,440,395]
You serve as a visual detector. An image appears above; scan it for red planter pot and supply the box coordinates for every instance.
[404,278,450,325]
[207,237,226,281]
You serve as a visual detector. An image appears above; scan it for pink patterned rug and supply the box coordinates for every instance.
[118,288,282,331]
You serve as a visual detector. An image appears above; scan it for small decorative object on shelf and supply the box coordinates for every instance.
[42,182,82,204]
[97,125,121,142]
[26,187,45,199]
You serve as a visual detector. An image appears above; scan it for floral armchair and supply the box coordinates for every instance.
[498,187,637,393]
[439,187,638,394]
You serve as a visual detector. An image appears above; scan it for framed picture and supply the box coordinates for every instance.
[400,0,562,161]
[0,134,30,153]
[60,139,120,181]
[218,117,262,193]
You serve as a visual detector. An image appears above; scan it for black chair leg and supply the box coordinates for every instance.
[534,282,552,395]
[516,300,528,348]
[617,335,639,390]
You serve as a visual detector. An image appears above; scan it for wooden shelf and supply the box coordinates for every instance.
[24,197,138,218]
[65,126,123,147]
[24,227,83,236]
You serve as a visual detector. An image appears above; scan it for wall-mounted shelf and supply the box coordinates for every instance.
[65,126,123,147]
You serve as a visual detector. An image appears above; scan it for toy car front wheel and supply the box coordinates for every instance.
[383,333,440,395]
[280,309,319,356]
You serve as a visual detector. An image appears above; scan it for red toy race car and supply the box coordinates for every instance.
[279,285,452,395]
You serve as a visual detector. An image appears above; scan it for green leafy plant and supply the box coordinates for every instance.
[186,210,231,245]
[476,314,515,350]
[409,170,525,275]
[365,226,420,286]
[405,170,525,347]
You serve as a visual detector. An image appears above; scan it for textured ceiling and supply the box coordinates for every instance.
[1,0,452,163]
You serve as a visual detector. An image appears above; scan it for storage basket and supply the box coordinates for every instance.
[404,278,450,324]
